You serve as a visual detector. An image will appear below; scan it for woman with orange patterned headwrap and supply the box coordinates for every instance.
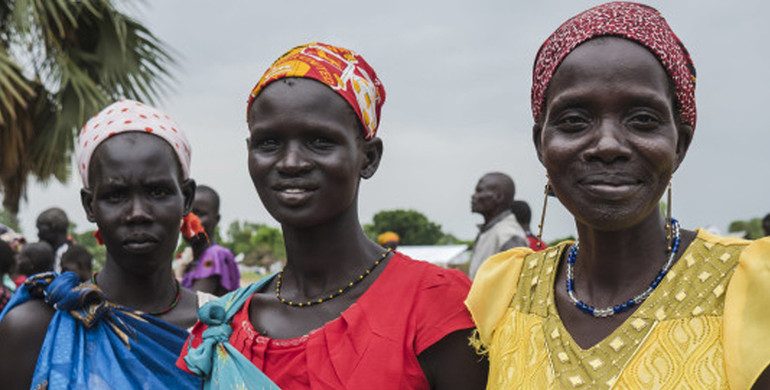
[466,3,770,389]
[178,42,487,389]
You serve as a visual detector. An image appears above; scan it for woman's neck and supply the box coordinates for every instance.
[279,207,385,298]
[571,211,673,304]
[96,257,177,313]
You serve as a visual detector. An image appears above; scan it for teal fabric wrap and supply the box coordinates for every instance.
[184,274,281,390]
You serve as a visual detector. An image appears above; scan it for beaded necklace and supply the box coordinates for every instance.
[566,218,681,318]
[90,273,182,316]
[276,249,391,308]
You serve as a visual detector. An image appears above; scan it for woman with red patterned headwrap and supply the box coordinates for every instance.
[177,42,488,389]
[466,2,770,389]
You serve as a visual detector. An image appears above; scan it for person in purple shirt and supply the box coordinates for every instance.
[181,185,240,295]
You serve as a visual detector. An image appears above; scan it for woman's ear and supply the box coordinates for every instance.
[182,179,196,216]
[81,189,96,223]
[673,123,694,172]
[533,123,545,164]
[360,137,383,179]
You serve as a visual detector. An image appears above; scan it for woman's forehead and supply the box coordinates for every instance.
[547,38,671,101]
[250,79,353,117]
[248,78,362,136]
[89,133,182,183]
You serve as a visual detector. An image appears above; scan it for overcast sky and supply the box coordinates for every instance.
[15,0,770,243]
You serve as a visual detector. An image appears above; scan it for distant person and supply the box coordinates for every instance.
[763,213,770,237]
[0,227,26,256]
[468,172,527,278]
[60,246,93,283]
[511,200,547,251]
[0,240,15,312]
[181,185,240,296]
[377,231,400,250]
[0,232,21,292]
[36,207,72,272]
[16,242,54,278]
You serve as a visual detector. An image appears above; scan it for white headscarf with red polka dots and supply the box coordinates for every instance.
[76,99,191,188]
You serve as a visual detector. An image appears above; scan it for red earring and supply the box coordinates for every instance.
[93,230,104,245]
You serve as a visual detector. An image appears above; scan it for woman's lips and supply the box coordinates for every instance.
[273,187,316,206]
[579,176,642,199]
[123,235,159,253]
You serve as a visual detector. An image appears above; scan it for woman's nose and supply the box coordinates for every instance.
[582,119,632,164]
[125,196,152,223]
[276,143,312,175]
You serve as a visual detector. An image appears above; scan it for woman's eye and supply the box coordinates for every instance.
[150,187,170,198]
[310,137,335,148]
[103,192,125,203]
[554,114,589,131]
[252,137,281,151]
[627,113,661,130]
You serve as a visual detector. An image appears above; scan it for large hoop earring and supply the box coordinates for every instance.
[665,180,672,251]
[536,179,550,248]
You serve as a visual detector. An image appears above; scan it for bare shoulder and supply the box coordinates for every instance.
[0,300,55,390]
[0,299,55,340]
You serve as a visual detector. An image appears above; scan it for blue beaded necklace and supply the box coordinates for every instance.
[566,218,681,318]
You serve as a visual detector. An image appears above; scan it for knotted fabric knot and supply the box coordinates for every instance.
[184,301,232,376]
[49,272,112,328]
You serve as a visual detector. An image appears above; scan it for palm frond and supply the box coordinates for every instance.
[0,0,176,215]
[0,47,35,125]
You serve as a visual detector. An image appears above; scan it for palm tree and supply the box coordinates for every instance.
[0,0,174,218]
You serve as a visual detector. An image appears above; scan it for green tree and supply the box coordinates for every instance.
[365,209,448,245]
[222,221,285,267]
[0,0,175,216]
[548,235,575,247]
[0,207,20,231]
[728,218,763,240]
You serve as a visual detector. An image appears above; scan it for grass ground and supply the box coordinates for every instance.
[239,271,267,287]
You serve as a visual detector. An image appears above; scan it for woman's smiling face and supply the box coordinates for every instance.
[535,37,692,230]
[247,78,380,228]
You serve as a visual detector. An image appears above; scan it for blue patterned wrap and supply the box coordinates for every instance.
[0,271,201,390]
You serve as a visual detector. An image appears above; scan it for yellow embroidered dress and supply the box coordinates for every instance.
[466,230,770,389]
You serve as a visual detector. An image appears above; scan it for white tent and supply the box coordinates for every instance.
[396,245,470,267]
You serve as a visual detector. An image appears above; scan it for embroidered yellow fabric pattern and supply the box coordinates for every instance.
[484,232,746,389]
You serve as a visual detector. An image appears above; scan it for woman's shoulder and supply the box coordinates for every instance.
[0,298,55,383]
[693,228,752,248]
[721,235,770,389]
[688,229,759,271]
[380,252,476,354]
[467,245,552,298]
[465,244,566,345]
[385,252,472,300]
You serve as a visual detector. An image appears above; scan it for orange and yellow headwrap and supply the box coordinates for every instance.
[247,42,386,139]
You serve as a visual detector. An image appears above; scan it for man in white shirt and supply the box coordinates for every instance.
[468,173,527,279]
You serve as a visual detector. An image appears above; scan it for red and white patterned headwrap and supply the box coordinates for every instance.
[76,99,191,188]
[247,42,386,139]
[532,2,697,128]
